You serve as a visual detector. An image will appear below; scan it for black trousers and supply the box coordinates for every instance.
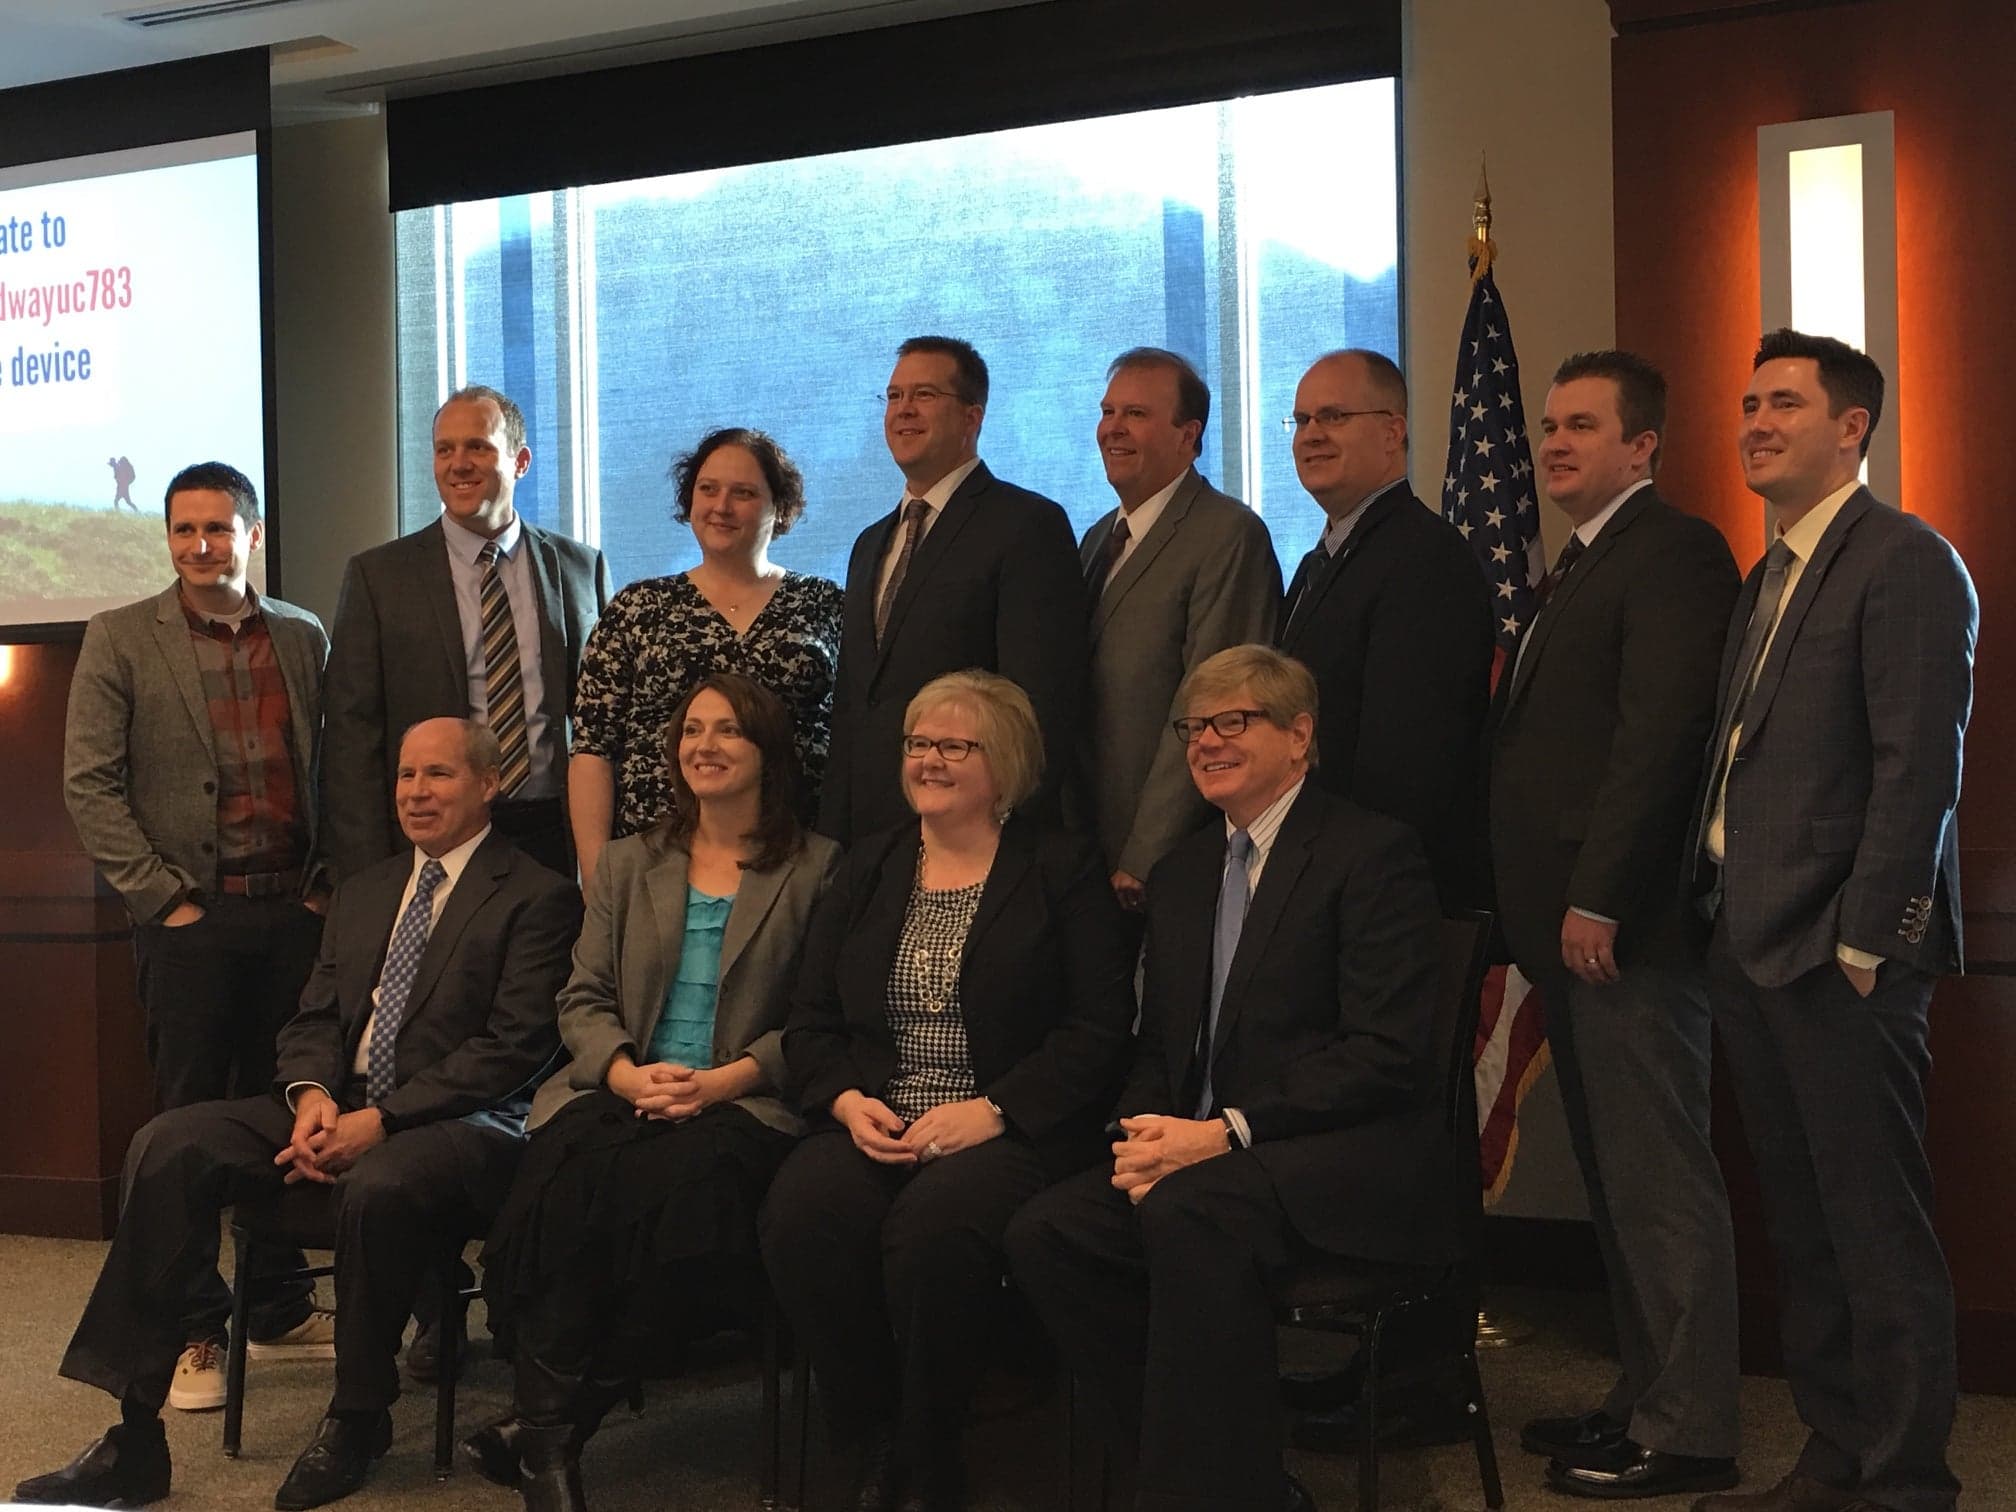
[59,1091,520,1417]
[1707,922,1959,1512]
[132,894,325,1339]
[758,1127,1048,1469]
[1005,1152,1307,1512]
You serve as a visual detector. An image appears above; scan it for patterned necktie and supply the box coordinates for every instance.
[365,858,448,1104]
[1533,533,1588,607]
[875,499,932,644]
[477,541,530,794]
[1700,538,1798,840]
[1090,515,1131,595]
[1196,828,1254,1118]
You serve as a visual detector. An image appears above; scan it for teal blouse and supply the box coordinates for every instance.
[645,886,733,1068]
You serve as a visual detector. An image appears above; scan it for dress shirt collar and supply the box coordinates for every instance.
[1225,774,1306,862]
[902,455,985,514]
[1776,478,1860,564]
[439,510,523,565]
[1322,475,1407,556]
[1572,476,1654,547]
[1116,470,1187,538]
[406,823,492,896]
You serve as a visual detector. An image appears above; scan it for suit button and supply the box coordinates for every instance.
[203,781,216,795]
[201,841,215,853]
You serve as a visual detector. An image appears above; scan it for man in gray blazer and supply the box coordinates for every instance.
[323,385,612,882]
[1690,331,1976,1512]
[64,461,333,1400]
[1079,348,1281,915]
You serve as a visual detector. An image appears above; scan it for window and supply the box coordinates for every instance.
[394,78,1399,588]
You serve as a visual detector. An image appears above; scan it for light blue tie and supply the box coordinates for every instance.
[365,859,448,1104]
[1196,829,1254,1118]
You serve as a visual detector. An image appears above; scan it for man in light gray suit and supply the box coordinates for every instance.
[1690,330,1976,1512]
[64,460,333,1405]
[1079,348,1281,916]
[323,385,613,884]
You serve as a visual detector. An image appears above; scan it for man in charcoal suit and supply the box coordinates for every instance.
[1688,331,1976,1512]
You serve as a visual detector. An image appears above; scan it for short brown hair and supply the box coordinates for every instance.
[903,669,1044,821]
[1174,644,1320,768]
[658,673,806,871]
[1754,327,1885,458]
[669,426,808,536]
[1108,346,1211,452]
[897,336,989,407]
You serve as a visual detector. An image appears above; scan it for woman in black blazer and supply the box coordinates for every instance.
[760,669,1134,1512]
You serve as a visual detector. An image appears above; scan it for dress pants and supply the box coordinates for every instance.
[1707,921,1959,1512]
[131,895,325,1339]
[758,1127,1048,1469]
[58,1091,520,1417]
[1005,1151,1307,1512]
[1544,961,1739,1457]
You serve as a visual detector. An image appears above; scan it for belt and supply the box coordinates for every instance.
[218,868,304,899]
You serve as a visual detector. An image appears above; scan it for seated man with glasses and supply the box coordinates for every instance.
[1007,643,1451,1512]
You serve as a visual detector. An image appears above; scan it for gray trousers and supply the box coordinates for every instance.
[1545,959,1740,1458]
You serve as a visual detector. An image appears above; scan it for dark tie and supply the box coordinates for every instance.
[1699,538,1798,844]
[1533,533,1588,607]
[1195,829,1254,1118]
[875,499,931,644]
[477,541,531,794]
[1280,541,1334,638]
[365,858,448,1104]
[1089,515,1131,595]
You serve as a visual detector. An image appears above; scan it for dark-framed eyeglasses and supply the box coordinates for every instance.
[1172,708,1271,743]
[902,734,986,761]
[1280,407,1397,434]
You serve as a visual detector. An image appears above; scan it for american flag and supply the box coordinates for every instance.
[1442,262,1550,1202]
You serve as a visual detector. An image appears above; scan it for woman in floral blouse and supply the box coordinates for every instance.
[568,426,843,884]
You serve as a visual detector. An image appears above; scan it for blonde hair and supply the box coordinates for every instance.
[903,669,1045,821]
[1174,644,1320,768]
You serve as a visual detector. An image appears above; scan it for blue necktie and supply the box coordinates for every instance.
[1196,829,1254,1117]
[365,859,448,1104]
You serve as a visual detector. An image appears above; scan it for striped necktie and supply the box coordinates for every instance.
[477,540,531,794]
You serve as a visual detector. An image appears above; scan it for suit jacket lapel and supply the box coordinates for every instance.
[147,586,219,766]
[400,831,510,1027]
[1210,788,1319,1060]
[1284,485,1406,647]
[1506,487,1655,710]
[960,819,1035,967]
[1157,838,1220,1086]
[417,522,470,688]
[1737,488,1873,750]
[718,852,785,984]
[637,842,691,1052]
[1092,471,1199,637]
[523,525,569,719]
[344,860,414,1057]
[873,465,990,675]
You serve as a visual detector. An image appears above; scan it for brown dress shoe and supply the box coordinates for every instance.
[1693,1471,1859,1512]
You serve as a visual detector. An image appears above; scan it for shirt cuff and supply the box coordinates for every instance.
[1568,906,1619,924]
[1836,943,1885,971]
[284,1081,331,1112]
[1221,1107,1253,1149]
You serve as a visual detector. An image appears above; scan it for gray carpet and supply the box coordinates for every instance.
[0,1232,2009,1510]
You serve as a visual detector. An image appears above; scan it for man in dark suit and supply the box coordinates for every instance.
[1008,644,1448,1512]
[1488,352,1742,1500]
[816,336,1087,844]
[15,718,579,1512]
[323,385,612,881]
[1276,349,1493,908]
[1080,347,1281,918]
[1689,331,1975,1512]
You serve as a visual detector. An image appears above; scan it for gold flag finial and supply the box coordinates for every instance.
[1469,154,1497,283]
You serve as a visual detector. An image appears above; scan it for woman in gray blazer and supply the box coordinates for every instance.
[469,672,840,1511]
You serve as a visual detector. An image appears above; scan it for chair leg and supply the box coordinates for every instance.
[434,1277,469,1480]
[788,1345,811,1512]
[1358,1313,1384,1512]
[1064,1370,1078,1512]
[759,1301,781,1511]
[1461,1347,1504,1509]
[222,1224,255,1459]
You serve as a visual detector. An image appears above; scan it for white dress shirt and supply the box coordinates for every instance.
[1106,471,1186,576]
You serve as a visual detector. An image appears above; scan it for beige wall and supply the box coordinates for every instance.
[270,114,398,626]
[1404,0,1616,1221]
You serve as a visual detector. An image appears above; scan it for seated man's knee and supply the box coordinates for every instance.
[123,1102,227,1187]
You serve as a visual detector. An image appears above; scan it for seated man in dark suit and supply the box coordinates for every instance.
[15,717,581,1512]
[1007,644,1448,1512]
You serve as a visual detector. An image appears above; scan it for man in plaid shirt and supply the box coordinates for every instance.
[64,461,338,1409]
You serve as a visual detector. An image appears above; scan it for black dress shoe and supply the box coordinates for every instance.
[1546,1438,1739,1501]
[458,1416,522,1489]
[14,1422,171,1507]
[1284,1471,1318,1512]
[273,1411,394,1511]
[1522,1407,1627,1461]
[849,1429,902,1512]
[1292,1384,1474,1453]
[1692,1471,1860,1511]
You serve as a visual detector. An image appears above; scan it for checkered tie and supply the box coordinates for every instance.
[365,859,448,1104]
[477,541,531,793]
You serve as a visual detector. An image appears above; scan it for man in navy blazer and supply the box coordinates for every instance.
[1689,331,1976,1512]
[817,337,1087,844]
[1009,644,1447,1512]
[323,385,612,881]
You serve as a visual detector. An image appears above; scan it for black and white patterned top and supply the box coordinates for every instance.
[883,872,986,1121]
[571,570,843,838]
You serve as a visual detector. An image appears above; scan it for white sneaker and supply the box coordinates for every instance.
[246,1308,338,1360]
[167,1339,226,1411]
